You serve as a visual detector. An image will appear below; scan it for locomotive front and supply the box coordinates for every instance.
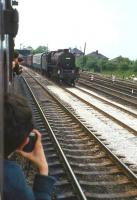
[52,49,79,85]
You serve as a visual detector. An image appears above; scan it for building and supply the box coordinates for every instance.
[16,49,32,57]
[70,48,84,57]
[87,50,108,60]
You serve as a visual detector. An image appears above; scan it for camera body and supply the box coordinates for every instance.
[23,132,37,152]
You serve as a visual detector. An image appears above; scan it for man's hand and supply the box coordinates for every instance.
[16,129,48,176]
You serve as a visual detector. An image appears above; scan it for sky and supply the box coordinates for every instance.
[15,0,137,60]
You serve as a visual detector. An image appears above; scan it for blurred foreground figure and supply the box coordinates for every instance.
[3,93,56,200]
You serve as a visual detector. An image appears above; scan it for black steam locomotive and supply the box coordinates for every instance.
[26,49,79,86]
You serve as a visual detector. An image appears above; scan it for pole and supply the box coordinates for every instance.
[82,42,86,70]
[83,42,86,55]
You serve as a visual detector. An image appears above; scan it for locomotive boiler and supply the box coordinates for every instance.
[46,49,79,85]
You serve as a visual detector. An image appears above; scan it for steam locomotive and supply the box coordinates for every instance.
[25,49,79,86]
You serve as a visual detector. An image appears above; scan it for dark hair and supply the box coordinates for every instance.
[14,51,19,59]
[18,57,23,62]
[4,93,33,157]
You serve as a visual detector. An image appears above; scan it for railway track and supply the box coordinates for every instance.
[64,86,137,135]
[80,72,137,96]
[28,70,137,169]
[23,68,137,165]
[17,70,137,199]
[79,73,137,108]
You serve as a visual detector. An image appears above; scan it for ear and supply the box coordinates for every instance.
[17,137,30,150]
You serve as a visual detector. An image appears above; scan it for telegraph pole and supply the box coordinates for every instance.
[84,42,86,55]
[82,42,86,70]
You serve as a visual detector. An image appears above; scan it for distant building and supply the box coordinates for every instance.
[16,49,32,57]
[87,50,108,60]
[70,48,84,57]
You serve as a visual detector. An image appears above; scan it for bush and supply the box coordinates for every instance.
[105,61,118,71]
[119,63,129,71]
[133,60,137,72]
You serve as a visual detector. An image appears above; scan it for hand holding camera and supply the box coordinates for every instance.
[23,132,37,152]
[16,129,48,175]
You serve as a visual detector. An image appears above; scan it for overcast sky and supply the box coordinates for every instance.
[15,0,137,60]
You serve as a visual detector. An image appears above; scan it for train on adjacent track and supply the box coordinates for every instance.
[22,49,79,86]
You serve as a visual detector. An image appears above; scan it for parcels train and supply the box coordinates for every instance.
[23,49,79,86]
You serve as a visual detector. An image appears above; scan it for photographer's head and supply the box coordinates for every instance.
[4,93,33,158]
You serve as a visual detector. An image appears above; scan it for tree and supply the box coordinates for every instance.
[33,46,48,54]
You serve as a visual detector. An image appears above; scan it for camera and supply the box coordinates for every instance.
[23,132,37,152]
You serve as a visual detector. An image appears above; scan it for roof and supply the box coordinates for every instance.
[87,50,108,59]
[70,48,84,55]
[16,49,31,56]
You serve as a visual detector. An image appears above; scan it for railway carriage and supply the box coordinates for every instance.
[32,53,47,74]
[26,54,33,68]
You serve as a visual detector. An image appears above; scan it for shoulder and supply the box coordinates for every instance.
[4,160,34,199]
[4,161,25,189]
[4,159,22,172]
[4,160,26,188]
[4,160,23,177]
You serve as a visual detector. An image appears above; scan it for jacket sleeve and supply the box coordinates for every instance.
[33,174,56,200]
